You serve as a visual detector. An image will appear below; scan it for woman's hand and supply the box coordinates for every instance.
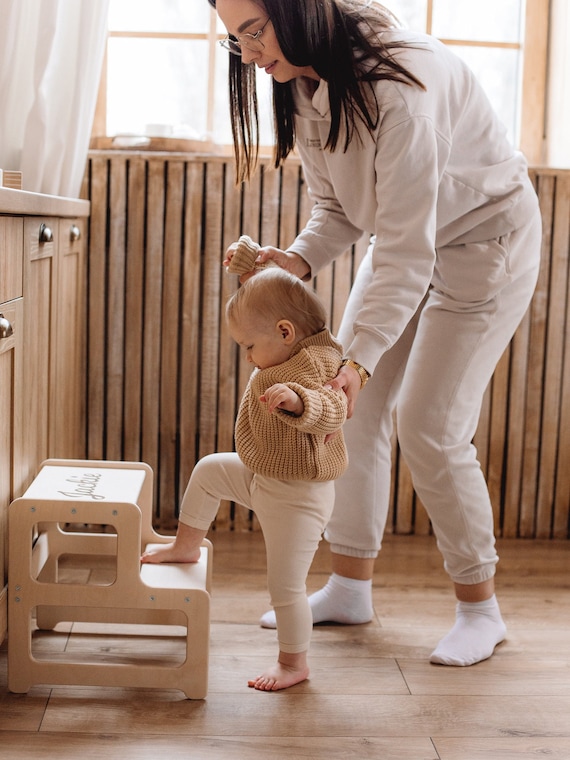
[258,247,311,280]
[223,243,311,283]
[324,364,362,418]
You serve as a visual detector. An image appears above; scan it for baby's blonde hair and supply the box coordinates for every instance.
[226,268,328,339]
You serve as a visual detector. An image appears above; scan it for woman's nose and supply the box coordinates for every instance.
[240,47,259,65]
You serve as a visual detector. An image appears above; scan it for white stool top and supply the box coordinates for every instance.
[23,465,147,504]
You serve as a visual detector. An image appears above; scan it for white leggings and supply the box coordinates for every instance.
[178,452,335,653]
[328,211,542,584]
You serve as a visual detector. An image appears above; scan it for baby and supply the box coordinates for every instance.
[142,267,347,691]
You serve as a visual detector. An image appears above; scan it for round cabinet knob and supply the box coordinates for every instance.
[70,224,81,242]
[39,223,53,243]
[0,313,14,339]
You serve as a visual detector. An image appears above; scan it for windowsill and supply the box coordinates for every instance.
[87,137,302,166]
[89,135,229,154]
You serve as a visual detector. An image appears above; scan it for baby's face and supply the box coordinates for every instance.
[229,316,293,370]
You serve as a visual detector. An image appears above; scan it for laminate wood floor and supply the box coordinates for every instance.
[1,532,569,759]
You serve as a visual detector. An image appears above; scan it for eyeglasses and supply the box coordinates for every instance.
[219,18,271,56]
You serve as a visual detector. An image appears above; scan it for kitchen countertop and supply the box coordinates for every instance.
[0,187,89,217]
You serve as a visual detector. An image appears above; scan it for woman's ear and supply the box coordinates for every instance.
[277,319,296,345]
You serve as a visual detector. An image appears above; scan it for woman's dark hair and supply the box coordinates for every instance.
[208,0,424,183]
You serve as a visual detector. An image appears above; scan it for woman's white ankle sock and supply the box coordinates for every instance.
[429,595,507,666]
[259,573,374,629]
[260,579,505,667]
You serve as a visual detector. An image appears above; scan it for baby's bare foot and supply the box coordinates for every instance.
[140,543,201,564]
[247,661,309,691]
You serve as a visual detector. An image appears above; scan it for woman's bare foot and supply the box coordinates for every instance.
[140,522,207,564]
[247,652,309,691]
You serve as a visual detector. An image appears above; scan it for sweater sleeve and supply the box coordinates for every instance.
[272,342,347,434]
[286,154,364,271]
[276,382,347,435]
[348,113,439,373]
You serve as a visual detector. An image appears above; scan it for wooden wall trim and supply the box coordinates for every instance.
[83,154,570,539]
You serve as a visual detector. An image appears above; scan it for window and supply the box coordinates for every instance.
[94,0,273,151]
[395,0,525,145]
[92,0,548,162]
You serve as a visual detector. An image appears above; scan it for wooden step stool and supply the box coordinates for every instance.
[8,459,212,699]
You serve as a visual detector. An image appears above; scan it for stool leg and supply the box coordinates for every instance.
[180,591,210,699]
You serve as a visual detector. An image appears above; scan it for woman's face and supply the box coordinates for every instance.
[215,0,319,82]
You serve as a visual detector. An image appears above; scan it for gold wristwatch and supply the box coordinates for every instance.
[340,358,371,389]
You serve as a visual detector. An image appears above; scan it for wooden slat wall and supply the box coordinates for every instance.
[83,155,569,539]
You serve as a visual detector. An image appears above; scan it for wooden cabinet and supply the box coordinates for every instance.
[21,217,57,486]
[0,298,23,642]
[51,219,87,460]
[21,217,87,486]
[0,217,24,643]
[0,190,89,644]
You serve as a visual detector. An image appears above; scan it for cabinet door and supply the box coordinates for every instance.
[51,218,87,458]
[0,298,23,643]
[0,217,23,303]
[22,217,58,486]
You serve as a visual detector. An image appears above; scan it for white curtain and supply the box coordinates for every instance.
[0,0,109,197]
[546,0,570,168]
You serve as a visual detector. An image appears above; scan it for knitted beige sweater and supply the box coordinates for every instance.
[235,329,348,481]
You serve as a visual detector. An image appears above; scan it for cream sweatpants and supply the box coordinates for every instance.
[327,210,542,584]
[178,452,335,653]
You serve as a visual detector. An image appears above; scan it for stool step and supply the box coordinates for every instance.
[140,544,209,590]
[23,464,147,504]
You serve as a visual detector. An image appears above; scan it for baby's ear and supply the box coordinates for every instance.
[277,319,296,344]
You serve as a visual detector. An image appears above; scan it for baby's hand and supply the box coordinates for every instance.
[260,383,303,416]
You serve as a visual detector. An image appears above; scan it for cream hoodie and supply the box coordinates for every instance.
[287,31,540,376]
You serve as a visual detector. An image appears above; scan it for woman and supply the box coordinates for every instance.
[209,0,542,666]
